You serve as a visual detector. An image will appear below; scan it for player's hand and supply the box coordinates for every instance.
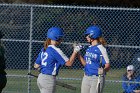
[127,74,132,80]
[98,68,104,75]
[133,90,140,93]
[73,44,83,53]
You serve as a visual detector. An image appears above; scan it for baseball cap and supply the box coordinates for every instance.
[127,65,135,71]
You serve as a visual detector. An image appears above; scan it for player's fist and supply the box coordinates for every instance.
[73,45,82,53]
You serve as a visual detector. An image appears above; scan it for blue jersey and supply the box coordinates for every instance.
[84,44,109,76]
[35,45,69,76]
[122,75,140,93]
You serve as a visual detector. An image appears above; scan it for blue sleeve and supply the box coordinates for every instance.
[122,76,129,92]
[35,52,42,65]
[122,76,137,93]
[135,76,140,89]
[53,49,68,66]
[122,82,135,93]
[97,45,109,65]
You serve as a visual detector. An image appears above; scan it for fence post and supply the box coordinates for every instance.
[28,6,33,93]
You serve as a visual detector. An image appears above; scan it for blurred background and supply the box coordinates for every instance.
[0,0,140,7]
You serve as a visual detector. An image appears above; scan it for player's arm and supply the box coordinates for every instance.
[34,63,40,69]
[34,63,41,72]
[133,90,140,93]
[54,46,78,67]
[65,51,77,66]
[104,63,110,72]
[101,49,110,72]
[34,52,41,69]
[77,53,86,66]
[65,45,82,66]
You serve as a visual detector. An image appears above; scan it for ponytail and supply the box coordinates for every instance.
[44,39,51,51]
[97,37,107,46]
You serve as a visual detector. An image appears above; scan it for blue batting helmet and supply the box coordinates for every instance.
[46,27,64,41]
[85,25,102,39]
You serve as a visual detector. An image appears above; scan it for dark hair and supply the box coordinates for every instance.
[97,37,107,46]
[43,39,51,51]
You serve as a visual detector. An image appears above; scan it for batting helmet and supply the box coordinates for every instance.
[0,31,4,39]
[46,27,64,41]
[85,25,102,39]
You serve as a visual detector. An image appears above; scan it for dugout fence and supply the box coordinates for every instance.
[0,4,140,93]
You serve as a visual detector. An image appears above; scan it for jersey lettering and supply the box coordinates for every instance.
[85,52,97,59]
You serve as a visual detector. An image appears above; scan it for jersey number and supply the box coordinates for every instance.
[41,52,48,66]
[86,57,91,64]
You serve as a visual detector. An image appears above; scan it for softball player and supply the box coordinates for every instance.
[77,25,110,93]
[122,65,140,93]
[34,27,81,93]
[0,31,7,93]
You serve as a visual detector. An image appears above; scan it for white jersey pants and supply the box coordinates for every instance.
[81,75,105,93]
[37,73,56,93]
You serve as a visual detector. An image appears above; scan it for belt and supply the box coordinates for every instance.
[84,73,98,76]
[41,73,56,77]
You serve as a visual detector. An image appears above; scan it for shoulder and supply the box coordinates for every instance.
[136,76,140,80]
[97,44,106,51]
[48,45,65,55]
[89,44,104,52]
[48,45,68,61]
[95,44,107,55]
[97,44,109,62]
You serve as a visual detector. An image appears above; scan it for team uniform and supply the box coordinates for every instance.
[34,27,80,93]
[36,45,68,76]
[81,44,109,93]
[35,45,69,93]
[122,65,140,93]
[122,75,140,93]
[79,25,110,93]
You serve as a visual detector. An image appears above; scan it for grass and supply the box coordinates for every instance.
[2,68,126,93]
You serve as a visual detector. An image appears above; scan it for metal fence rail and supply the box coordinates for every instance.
[0,4,140,93]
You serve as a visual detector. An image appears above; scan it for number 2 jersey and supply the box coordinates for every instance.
[84,44,109,76]
[35,45,69,76]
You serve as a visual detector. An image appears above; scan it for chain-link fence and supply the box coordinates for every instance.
[0,4,140,93]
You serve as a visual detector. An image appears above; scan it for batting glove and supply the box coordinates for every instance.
[74,45,83,53]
